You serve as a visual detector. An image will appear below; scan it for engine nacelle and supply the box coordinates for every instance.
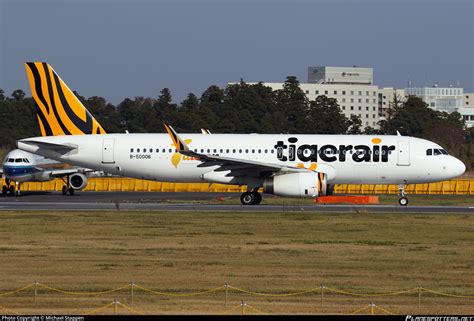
[263,172,328,198]
[69,173,88,190]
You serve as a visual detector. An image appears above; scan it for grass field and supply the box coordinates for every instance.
[0,210,473,315]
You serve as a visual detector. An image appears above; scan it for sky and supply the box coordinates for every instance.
[1,0,473,105]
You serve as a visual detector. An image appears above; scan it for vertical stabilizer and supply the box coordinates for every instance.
[25,62,106,136]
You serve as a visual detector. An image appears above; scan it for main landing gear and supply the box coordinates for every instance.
[398,184,408,206]
[61,176,75,196]
[2,179,17,196]
[240,191,262,205]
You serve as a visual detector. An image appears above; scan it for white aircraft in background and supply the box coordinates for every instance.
[1,149,96,196]
[18,62,466,205]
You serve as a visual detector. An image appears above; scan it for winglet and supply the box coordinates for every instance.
[163,123,189,152]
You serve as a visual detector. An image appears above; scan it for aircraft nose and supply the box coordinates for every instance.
[450,157,466,178]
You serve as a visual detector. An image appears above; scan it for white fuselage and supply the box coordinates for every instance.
[17,133,466,186]
[2,149,62,183]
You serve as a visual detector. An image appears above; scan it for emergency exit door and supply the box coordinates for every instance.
[397,141,410,166]
[102,138,115,164]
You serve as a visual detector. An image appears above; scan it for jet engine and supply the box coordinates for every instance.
[263,172,328,198]
[69,173,88,190]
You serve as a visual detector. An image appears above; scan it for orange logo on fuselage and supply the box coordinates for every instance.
[297,163,318,171]
[171,139,194,168]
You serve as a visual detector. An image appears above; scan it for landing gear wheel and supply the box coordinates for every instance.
[68,188,75,196]
[240,192,255,205]
[399,197,408,206]
[252,192,262,205]
[2,186,7,195]
[8,185,14,196]
[62,186,67,195]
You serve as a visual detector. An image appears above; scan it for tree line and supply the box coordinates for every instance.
[0,76,472,169]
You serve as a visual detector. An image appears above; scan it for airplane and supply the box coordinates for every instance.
[1,149,98,196]
[17,62,466,206]
[1,62,107,196]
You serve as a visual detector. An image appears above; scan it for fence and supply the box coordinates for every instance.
[2,178,474,195]
[0,281,472,315]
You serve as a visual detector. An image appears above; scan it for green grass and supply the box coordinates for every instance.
[0,210,472,315]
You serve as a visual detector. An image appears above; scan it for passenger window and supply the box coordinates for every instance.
[163,149,166,153]
[226,149,229,153]
[239,149,242,153]
[130,148,134,153]
[156,149,159,153]
[213,149,217,153]
[207,149,210,153]
[245,149,249,153]
[169,149,173,153]
[271,150,274,154]
[220,149,223,153]
[258,149,261,153]
[264,150,267,153]
[426,149,432,156]
[252,149,255,153]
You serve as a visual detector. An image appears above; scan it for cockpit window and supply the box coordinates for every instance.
[23,158,30,163]
[14,158,22,163]
[8,158,14,163]
[427,148,449,156]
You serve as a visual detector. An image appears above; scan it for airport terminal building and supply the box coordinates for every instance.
[249,66,473,129]
[405,87,474,128]
[263,66,381,128]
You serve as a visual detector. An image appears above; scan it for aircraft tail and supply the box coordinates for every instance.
[25,62,106,136]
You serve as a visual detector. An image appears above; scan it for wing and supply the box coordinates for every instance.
[48,168,94,178]
[163,123,336,179]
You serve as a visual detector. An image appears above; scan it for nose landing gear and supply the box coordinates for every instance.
[398,184,408,206]
[15,182,21,196]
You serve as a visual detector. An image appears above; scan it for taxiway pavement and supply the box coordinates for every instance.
[0,192,472,213]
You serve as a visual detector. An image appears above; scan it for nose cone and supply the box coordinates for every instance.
[450,157,466,178]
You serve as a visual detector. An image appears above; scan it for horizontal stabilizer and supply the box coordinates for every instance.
[19,140,76,153]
